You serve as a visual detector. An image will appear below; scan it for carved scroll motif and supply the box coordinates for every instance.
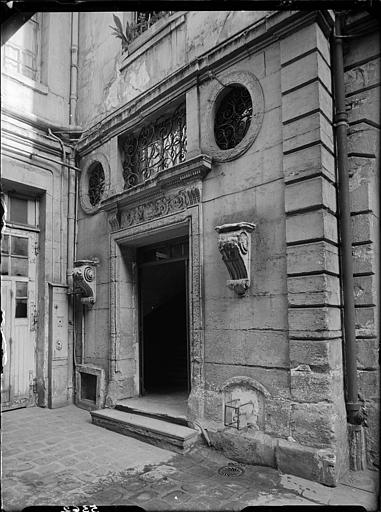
[215,222,256,296]
[121,188,200,227]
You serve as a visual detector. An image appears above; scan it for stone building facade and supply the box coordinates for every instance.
[1,9,379,485]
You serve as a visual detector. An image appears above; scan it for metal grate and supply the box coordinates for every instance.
[218,464,244,477]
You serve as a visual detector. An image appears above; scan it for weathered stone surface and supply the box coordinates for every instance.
[355,306,377,337]
[345,58,380,95]
[287,274,340,306]
[351,213,378,244]
[290,367,343,403]
[290,338,342,371]
[349,156,378,214]
[287,241,339,275]
[264,398,291,438]
[204,363,290,400]
[276,440,338,486]
[288,306,341,333]
[208,428,277,468]
[352,243,377,275]
[284,143,335,183]
[356,337,379,369]
[363,400,380,468]
[346,88,380,125]
[286,210,338,244]
[282,81,332,124]
[283,111,333,154]
[204,329,289,368]
[358,370,380,400]
[285,176,336,215]
[353,275,377,306]
[348,123,380,157]
[280,22,330,66]
[281,50,331,94]
[290,402,338,448]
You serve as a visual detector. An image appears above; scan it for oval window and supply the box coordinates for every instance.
[214,85,253,150]
[88,162,105,206]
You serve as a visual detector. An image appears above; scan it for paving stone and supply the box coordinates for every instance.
[130,489,159,503]
[162,489,192,504]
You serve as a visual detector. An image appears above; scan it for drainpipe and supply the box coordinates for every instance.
[332,12,363,426]
[69,12,79,126]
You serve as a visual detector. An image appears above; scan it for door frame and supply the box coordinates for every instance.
[137,243,190,395]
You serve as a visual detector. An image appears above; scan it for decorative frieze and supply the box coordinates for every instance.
[121,188,200,228]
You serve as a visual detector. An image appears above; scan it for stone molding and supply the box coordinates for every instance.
[102,153,211,231]
[79,151,110,215]
[201,71,264,162]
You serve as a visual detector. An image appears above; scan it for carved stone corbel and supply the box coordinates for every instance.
[215,222,256,296]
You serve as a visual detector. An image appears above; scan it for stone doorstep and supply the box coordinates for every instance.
[90,409,200,453]
[115,403,188,427]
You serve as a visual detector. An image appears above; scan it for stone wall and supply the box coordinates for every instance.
[344,25,380,469]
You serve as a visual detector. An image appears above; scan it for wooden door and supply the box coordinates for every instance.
[1,229,38,410]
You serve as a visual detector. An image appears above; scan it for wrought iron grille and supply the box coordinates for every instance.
[88,163,105,206]
[133,11,175,38]
[214,85,253,150]
[122,103,187,189]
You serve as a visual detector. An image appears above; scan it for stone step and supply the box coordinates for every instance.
[115,402,188,427]
[91,408,200,453]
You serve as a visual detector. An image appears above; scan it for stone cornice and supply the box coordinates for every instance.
[101,153,212,214]
[76,10,333,156]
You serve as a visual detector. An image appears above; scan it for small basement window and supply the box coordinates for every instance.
[80,372,97,402]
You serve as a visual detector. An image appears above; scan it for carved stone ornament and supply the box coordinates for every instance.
[215,222,256,296]
[72,259,99,306]
[121,188,200,228]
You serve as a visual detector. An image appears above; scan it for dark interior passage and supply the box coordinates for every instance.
[139,259,188,394]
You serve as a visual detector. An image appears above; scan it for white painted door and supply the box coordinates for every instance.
[1,228,38,410]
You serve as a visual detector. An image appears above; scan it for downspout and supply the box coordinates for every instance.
[332,12,363,426]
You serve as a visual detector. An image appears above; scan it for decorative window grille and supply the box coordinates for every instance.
[88,163,105,206]
[132,11,175,38]
[3,14,40,80]
[214,85,253,150]
[122,103,187,189]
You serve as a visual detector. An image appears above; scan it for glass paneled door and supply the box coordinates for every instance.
[1,228,38,410]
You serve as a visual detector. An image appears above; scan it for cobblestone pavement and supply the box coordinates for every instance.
[2,405,379,511]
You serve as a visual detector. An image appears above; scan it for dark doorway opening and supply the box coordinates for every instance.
[138,237,189,395]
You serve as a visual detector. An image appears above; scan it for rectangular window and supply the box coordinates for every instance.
[15,281,28,318]
[121,102,187,189]
[3,14,41,81]
[9,197,28,225]
[1,235,29,277]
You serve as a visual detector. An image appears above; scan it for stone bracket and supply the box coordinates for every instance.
[215,222,256,296]
[72,258,99,306]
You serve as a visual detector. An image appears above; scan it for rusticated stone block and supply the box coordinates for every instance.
[351,213,378,244]
[282,81,332,124]
[284,143,335,183]
[358,370,380,400]
[353,275,377,306]
[282,50,331,95]
[352,243,376,275]
[286,210,338,244]
[290,402,339,448]
[345,59,380,95]
[363,400,380,468]
[355,306,377,337]
[287,241,339,275]
[346,88,380,125]
[357,338,379,370]
[288,306,341,333]
[348,123,380,156]
[287,274,340,306]
[264,397,291,438]
[349,156,378,214]
[290,367,343,403]
[290,338,342,371]
[276,439,338,486]
[283,111,333,155]
[208,428,277,468]
[280,22,330,66]
[285,176,336,215]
